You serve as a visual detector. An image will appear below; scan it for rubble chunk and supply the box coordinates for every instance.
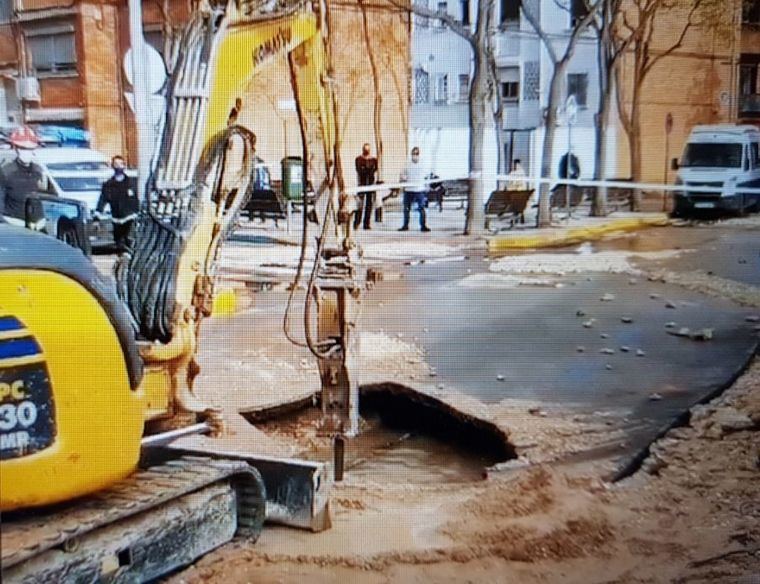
[621,316,633,324]
[745,315,760,323]
[576,309,586,317]
[600,348,615,355]
[583,320,594,329]
[665,300,677,309]
[636,349,646,357]
[649,393,663,401]
[600,293,616,302]
[620,346,631,352]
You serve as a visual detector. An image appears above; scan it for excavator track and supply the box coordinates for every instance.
[1,456,266,583]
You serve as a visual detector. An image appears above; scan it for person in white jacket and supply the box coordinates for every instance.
[399,147,430,232]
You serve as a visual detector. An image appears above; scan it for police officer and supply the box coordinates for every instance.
[96,155,139,253]
[0,127,47,226]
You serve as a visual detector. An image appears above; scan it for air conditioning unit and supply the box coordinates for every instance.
[16,77,41,102]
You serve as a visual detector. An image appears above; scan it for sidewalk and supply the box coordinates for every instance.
[236,201,671,255]
[486,212,671,253]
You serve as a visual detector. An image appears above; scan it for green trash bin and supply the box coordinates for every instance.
[281,156,303,202]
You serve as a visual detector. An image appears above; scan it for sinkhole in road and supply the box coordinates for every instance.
[246,383,516,485]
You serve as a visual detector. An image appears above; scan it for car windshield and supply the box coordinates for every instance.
[55,176,107,192]
[46,161,110,171]
[681,143,743,168]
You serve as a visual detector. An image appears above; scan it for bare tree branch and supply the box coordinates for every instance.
[642,0,703,76]
[386,0,474,45]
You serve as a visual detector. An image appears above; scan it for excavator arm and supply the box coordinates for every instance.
[121,0,361,435]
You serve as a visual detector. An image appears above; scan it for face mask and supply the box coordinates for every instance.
[17,150,33,165]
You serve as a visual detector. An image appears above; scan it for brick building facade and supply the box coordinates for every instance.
[0,0,411,185]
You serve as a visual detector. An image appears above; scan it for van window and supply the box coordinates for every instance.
[681,143,743,168]
[751,143,759,169]
[46,161,110,171]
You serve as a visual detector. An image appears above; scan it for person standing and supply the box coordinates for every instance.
[399,147,430,232]
[96,155,139,253]
[354,143,378,230]
[0,127,47,226]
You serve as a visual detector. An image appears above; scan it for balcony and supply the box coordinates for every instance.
[739,93,760,117]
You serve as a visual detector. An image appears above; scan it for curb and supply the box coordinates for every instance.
[487,214,671,252]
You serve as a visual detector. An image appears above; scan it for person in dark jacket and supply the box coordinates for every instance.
[354,143,378,230]
[0,127,47,226]
[96,155,139,253]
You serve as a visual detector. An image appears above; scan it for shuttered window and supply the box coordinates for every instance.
[27,29,77,74]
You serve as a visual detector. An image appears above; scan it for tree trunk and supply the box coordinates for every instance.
[466,50,489,235]
[537,68,565,227]
[464,0,493,236]
[629,80,643,211]
[359,0,384,179]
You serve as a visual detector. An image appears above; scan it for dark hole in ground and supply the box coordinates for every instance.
[243,383,516,484]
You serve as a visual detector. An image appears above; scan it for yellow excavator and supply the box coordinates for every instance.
[0,0,362,580]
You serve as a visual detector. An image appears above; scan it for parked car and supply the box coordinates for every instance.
[672,124,760,216]
[0,146,122,248]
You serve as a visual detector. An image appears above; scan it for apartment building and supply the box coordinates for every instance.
[0,0,411,184]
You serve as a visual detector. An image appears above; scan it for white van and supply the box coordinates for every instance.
[673,124,760,216]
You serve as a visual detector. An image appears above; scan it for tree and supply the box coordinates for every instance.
[590,0,629,216]
[359,0,385,180]
[613,0,727,209]
[390,0,498,236]
[522,0,601,227]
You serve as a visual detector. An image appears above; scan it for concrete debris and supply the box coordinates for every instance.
[745,315,760,323]
[576,309,586,317]
[496,374,505,382]
[576,346,585,353]
[649,393,663,401]
[629,278,638,285]
[583,320,594,329]
[528,407,548,417]
[621,316,633,324]
[600,348,615,355]
[620,346,631,353]
[437,383,445,390]
[665,300,677,309]
[667,327,714,341]
[636,349,646,357]
[601,293,616,302]
[714,408,755,434]
[429,371,438,377]
[641,453,668,475]
[649,293,661,299]
[665,322,677,329]
[600,333,610,339]
[605,364,613,370]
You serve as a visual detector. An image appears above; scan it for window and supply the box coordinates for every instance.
[27,29,77,75]
[434,74,448,104]
[461,0,470,24]
[414,68,430,104]
[743,0,760,24]
[145,29,164,57]
[751,143,759,168]
[501,66,520,103]
[501,0,519,23]
[414,0,429,27]
[501,82,519,102]
[567,73,588,107]
[0,0,12,23]
[570,0,589,27]
[434,1,447,28]
[458,74,469,102]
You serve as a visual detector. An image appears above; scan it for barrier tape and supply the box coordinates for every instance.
[343,176,760,196]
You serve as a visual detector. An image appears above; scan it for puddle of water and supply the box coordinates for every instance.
[344,417,495,485]
[255,406,506,485]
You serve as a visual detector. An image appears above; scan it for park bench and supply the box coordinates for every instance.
[484,189,534,231]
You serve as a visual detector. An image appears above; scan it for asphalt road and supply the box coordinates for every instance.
[359,224,758,456]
